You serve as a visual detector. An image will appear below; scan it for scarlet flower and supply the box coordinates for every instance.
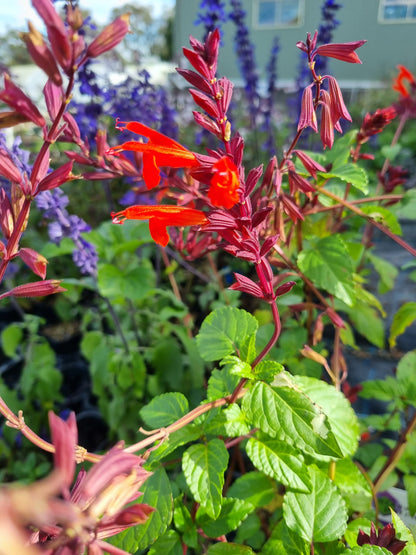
[111,205,208,247]
[392,65,416,97]
[208,156,240,209]
[108,121,199,189]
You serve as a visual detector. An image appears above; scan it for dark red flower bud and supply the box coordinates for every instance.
[0,74,45,128]
[298,84,318,133]
[20,21,62,85]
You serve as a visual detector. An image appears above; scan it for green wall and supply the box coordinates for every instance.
[174,0,416,88]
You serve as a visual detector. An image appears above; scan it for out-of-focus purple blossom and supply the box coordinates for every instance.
[0,133,31,192]
[195,0,228,40]
[262,36,280,156]
[36,189,98,276]
[229,0,260,125]
[71,67,178,145]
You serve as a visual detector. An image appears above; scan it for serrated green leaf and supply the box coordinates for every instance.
[140,392,189,429]
[326,164,368,193]
[227,471,275,507]
[390,509,416,554]
[110,466,172,552]
[390,304,416,349]
[349,546,391,554]
[146,425,200,465]
[293,376,359,457]
[260,520,309,555]
[331,458,372,513]
[220,355,253,379]
[222,404,250,436]
[207,543,255,554]
[360,377,400,401]
[207,366,240,401]
[297,235,355,306]
[196,307,258,361]
[97,260,155,300]
[253,360,284,382]
[148,530,182,555]
[242,381,343,459]
[1,324,23,358]
[283,465,347,542]
[173,498,198,548]
[197,497,254,537]
[182,439,229,519]
[246,437,311,492]
[360,205,402,235]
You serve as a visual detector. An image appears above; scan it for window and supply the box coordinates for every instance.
[379,0,416,22]
[254,0,303,28]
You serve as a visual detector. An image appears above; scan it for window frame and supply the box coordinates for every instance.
[253,0,304,30]
[378,0,416,23]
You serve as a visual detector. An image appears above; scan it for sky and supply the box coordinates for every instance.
[0,0,175,33]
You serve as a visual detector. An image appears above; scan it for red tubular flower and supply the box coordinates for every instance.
[107,121,199,189]
[392,65,416,97]
[208,156,240,209]
[0,279,66,300]
[111,205,208,247]
[298,84,318,132]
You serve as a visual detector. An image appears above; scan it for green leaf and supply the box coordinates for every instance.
[207,543,255,555]
[197,497,254,537]
[146,425,200,465]
[260,520,309,554]
[173,498,198,548]
[390,303,416,348]
[397,189,416,220]
[404,475,416,517]
[381,143,402,160]
[325,164,368,193]
[297,235,355,306]
[347,303,385,348]
[396,351,416,406]
[359,205,402,235]
[182,439,229,519]
[246,436,311,492]
[253,360,284,382]
[390,509,416,554]
[207,366,240,401]
[1,324,23,358]
[227,471,275,507]
[331,458,372,513]
[293,376,359,457]
[110,466,172,552]
[221,355,253,379]
[360,377,400,401]
[368,252,398,294]
[283,465,348,542]
[97,260,155,300]
[349,547,391,554]
[140,393,189,429]
[148,530,182,555]
[196,307,258,362]
[242,380,343,459]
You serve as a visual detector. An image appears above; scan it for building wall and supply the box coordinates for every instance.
[174,0,416,88]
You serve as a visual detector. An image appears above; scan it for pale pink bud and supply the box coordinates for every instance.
[0,188,14,239]
[17,247,48,279]
[298,84,317,132]
[20,21,62,85]
[0,74,45,128]
[0,279,66,300]
[293,150,326,179]
[320,91,334,149]
[0,149,22,184]
[36,161,76,193]
[32,0,72,73]
[326,75,351,124]
[49,411,78,491]
[86,14,130,59]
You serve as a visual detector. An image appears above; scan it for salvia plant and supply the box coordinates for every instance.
[1,1,416,554]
